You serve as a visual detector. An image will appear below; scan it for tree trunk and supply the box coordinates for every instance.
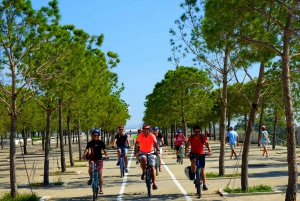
[44,108,52,185]
[22,128,27,155]
[272,115,277,150]
[241,62,265,190]
[67,115,74,166]
[77,120,82,160]
[219,47,229,176]
[10,112,17,197]
[282,32,297,200]
[1,135,3,149]
[59,101,66,173]
[213,122,216,141]
[42,131,45,151]
[258,103,264,146]
[170,124,174,148]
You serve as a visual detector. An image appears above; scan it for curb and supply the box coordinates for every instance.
[219,188,284,197]
[39,196,50,201]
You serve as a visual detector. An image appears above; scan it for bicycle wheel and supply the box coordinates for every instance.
[120,157,124,178]
[196,169,201,199]
[146,168,152,197]
[92,175,98,200]
[180,156,183,164]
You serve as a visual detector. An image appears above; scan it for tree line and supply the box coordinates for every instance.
[0,0,130,198]
[145,0,300,200]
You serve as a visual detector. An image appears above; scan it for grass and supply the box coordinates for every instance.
[0,192,40,201]
[223,184,273,193]
[206,172,241,178]
[66,164,87,167]
[74,159,86,162]
[31,177,64,187]
[50,170,76,175]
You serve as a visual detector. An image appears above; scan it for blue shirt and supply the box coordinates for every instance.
[227,130,238,144]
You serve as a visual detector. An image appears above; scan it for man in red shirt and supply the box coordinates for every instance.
[185,125,212,191]
[134,125,160,190]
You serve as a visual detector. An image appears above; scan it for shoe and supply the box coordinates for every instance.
[203,184,208,191]
[116,161,120,166]
[87,179,91,185]
[189,170,195,180]
[230,157,232,159]
[159,168,162,172]
[235,156,238,159]
[125,168,129,173]
[141,173,145,180]
[152,184,158,190]
[266,154,269,157]
[136,160,140,165]
[99,190,103,194]
[262,154,265,157]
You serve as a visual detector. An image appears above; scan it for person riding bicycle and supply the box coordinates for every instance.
[185,125,212,191]
[113,125,130,173]
[174,129,185,162]
[82,129,108,195]
[133,128,142,164]
[152,126,164,172]
[135,125,160,190]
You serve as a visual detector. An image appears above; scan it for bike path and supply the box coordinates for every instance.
[0,136,299,200]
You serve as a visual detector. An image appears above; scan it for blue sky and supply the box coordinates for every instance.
[31,0,258,128]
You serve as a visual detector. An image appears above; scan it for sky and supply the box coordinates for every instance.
[31,0,258,128]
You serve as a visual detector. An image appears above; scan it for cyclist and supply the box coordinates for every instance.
[152,126,164,172]
[133,128,142,164]
[112,125,130,173]
[82,129,108,195]
[260,126,270,157]
[174,129,185,162]
[185,125,212,191]
[135,125,160,190]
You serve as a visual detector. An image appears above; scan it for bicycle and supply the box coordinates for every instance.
[177,145,184,165]
[140,153,156,197]
[190,152,208,199]
[113,146,130,178]
[88,157,108,201]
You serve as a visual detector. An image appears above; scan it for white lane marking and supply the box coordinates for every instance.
[116,148,134,201]
[162,159,192,201]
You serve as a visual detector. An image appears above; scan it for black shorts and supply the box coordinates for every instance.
[175,145,182,150]
[189,153,206,168]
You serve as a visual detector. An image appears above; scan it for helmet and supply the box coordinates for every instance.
[177,129,182,133]
[152,126,159,131]
[261,126,266,130]
[118,125,124,129]
[142,125,150,129]
[91,129,100,135]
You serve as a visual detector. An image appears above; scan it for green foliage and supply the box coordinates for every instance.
[223,184,273,193]
[0,192,40,201]
[206,172,241,178]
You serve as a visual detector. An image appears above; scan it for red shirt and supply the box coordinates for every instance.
[174,134,185,146]
[187,135,207,154]
[137,133,156,153]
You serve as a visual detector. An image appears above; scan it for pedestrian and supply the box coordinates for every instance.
[226,126,239,159]
[260,126,270,157]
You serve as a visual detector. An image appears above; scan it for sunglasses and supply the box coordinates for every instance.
[93,135,99,137]
[119,129,124,131]
[194,131,201,133]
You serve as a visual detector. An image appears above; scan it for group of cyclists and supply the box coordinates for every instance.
[82,124,212,195]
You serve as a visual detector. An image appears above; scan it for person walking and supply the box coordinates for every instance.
[260,126,270,157]
[226,126,239,159]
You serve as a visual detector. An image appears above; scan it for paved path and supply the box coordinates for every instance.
[0,136,299,200]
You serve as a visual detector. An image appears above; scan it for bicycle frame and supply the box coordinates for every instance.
[91,161,99,201]
[119,152,125,178]
[190,153,204,199]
